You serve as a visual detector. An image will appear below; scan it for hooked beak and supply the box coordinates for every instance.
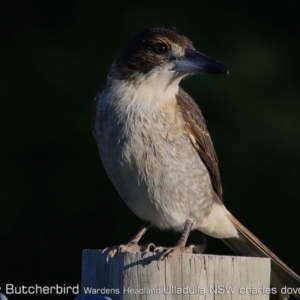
[171,48,229,75]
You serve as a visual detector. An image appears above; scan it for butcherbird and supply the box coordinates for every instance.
[93,27,300,299]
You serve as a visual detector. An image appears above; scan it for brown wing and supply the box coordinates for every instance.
[176,88,223,200]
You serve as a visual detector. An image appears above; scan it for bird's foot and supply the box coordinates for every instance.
[155,244,197,260]
[103,242,156,260]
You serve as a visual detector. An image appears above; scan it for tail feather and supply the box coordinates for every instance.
[223,214,300,299]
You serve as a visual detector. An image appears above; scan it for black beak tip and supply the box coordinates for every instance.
[204,60,229,75]
[217,62,229,75]
[225,68,229,76]
[218,64,229,76]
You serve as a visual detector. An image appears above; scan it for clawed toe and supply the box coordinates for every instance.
[102,242,156,261]
[102,246,120,261]
[158,244,197,260]
[140,242,156,251]
[154,246,168,253]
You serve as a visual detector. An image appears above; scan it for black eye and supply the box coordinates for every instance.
[151,43,168,55]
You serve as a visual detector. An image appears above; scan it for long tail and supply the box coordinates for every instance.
[223,214,300,300]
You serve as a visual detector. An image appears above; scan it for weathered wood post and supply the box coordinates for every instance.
[81,250,271,300]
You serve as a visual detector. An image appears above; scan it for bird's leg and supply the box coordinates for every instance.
[123,221,154,250]
[103,221,155,259]
[155,219,197,260]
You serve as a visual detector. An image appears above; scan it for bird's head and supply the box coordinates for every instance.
[108,27,228,96]
[111,27,227,79]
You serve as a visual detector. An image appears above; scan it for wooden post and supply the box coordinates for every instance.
[81,250,271,300]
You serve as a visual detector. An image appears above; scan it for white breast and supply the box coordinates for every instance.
[94,74,217,232]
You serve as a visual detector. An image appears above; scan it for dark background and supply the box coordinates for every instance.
[1,1,300,299]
